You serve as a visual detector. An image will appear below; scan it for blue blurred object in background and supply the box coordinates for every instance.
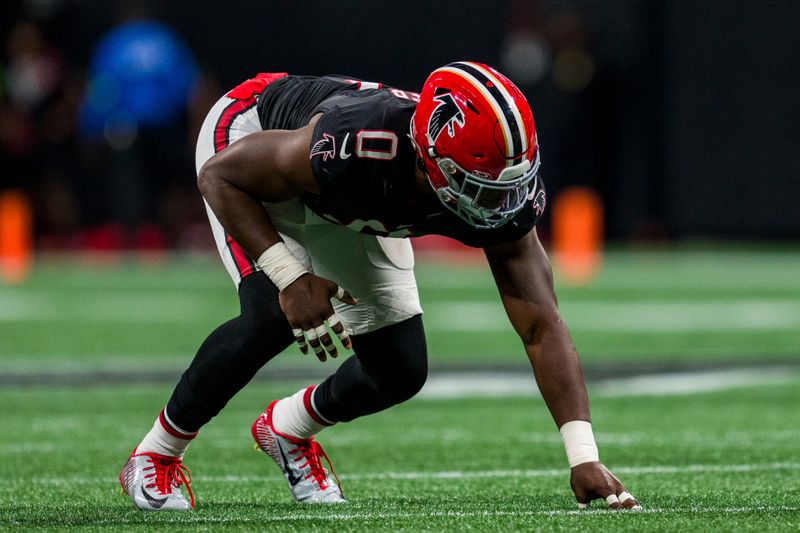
[79,20,199,141]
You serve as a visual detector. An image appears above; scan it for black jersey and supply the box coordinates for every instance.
[257,75,545,248]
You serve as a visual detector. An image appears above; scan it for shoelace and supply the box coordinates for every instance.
[290,438,343,496]
[143,455,195,508]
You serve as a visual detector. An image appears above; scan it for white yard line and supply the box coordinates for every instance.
[20,462,800,485]
[3,288,800,334]
[0,290,223,322]
[417,366,800,399]
[591,368,800,397]
[425,300,800,332]
[0,366,796,405]
[7,505,796,526]
[0,354,191,373]
[204,505,800,522]
[344,462,800,481]
[0,366,795,399]
[45,505,800,525]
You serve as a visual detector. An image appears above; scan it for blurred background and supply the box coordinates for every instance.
[2,0,799,251]
[3,4,799,524]
[1,0,799,380]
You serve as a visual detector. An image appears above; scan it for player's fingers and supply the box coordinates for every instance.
[317,326,338,359]
[612,477,642,510]
[332,286,358,305]
[304,325,327,362]
[605,494,622,510]
[291,327,308,354]
[311,323,333,360]
[618,491,642,510]
[577,502,590,510]
[327,314,352,350]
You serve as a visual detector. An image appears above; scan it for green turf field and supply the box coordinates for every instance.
[1,247,799,530]
[2,247,800,374]
[1,382,799,530]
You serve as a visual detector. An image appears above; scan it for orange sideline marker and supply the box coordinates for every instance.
[0,189,33,284]
[552,186,603,286]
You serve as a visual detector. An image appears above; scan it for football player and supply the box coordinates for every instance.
[119,63,640,511]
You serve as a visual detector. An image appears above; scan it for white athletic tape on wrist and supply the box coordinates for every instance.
[559,420,599,468]
[256,242,308,291]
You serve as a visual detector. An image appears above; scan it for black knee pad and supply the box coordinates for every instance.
[313,314,429,423]
[350,314,428,405]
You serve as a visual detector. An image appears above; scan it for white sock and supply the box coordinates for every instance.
[137,409,197,457]
[271,386,333,440]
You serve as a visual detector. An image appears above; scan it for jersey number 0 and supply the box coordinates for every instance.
[354,130,398,160]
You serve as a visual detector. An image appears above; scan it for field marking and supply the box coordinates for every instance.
[0,290,222,323]
[12,506,794,525]
[0,353,193,374]
[418,366,800,399]
[183,505,800,522]
[425,300,800,332]
[0,367,797,415]
[5,429,799,455]
[214,504,800,521]
[19,462,800,486]
[3,287,800,334]
[4,505,798,527]
[0,366,795,402]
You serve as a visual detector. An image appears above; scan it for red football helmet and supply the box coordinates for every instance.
[411,61,541,228]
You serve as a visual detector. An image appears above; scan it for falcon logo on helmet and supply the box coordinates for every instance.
[426,93,465,145]
[412,61,542,229]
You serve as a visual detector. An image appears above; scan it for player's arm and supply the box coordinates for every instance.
[484,229,640,510]
[197,121,320,258]
[197,117,354,360]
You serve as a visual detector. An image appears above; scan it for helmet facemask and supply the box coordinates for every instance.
[434,150,541,229]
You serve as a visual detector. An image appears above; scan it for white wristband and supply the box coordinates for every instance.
[256,242,308,291]
[559,420,599,468]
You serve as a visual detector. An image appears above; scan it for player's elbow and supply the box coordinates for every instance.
[520,306,563,346]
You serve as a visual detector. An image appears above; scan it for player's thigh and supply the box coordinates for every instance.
[304,225,422,336]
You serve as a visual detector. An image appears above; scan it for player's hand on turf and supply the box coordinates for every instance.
[279,273,357,361]
[570,461,641,510]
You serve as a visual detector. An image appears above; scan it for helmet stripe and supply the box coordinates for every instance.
[449,62,525,165]
[436,66,516,166]
[463,62,529,159]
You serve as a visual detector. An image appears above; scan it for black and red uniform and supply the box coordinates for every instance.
[257,75,546,248]
[167,73,546,434]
